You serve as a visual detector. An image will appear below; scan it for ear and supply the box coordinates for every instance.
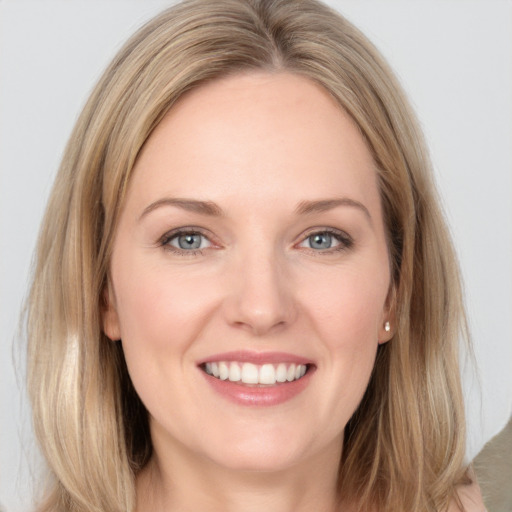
[102,281,121,341]
[378,284,396,344]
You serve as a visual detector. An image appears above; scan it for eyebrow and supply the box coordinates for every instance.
[139,198,224,220]
[295,198,371,221]
[139,196,371,222]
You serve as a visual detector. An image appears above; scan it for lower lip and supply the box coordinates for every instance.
[200,368,314,407]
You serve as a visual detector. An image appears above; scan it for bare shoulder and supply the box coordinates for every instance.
[448,469,487,512]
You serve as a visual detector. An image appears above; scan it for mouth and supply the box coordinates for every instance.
[197,351,315,406]
[200,361,310,386]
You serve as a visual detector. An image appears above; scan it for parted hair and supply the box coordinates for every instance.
[26,0,469,511]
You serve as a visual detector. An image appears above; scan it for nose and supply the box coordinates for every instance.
[223,250,297,336]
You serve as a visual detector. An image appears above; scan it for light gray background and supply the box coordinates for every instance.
[1,1,511,510]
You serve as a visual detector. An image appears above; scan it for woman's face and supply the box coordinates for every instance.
[104,72,393,473]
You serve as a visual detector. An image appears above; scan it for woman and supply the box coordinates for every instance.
[25,0,486,510]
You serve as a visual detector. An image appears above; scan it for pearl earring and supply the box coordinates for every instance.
[384,321,391,332]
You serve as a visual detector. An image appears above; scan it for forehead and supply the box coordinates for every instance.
[128,71,380,215]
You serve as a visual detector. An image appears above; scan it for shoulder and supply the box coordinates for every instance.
[448,470,487,512]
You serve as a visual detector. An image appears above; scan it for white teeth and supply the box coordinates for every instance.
[259,364,276,385]
[218,362,229,380]
[204,361,308,385]
[228,362,241,382]
[276,363,287,382]
[286,364,296,382]
[241,363,259,384]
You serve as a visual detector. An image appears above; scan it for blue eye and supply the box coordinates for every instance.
[299,229,352,252]
[175,233,202,249]
[164,231,211,252]
[308,232,335,250]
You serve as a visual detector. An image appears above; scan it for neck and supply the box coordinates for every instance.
[136,435,344,512]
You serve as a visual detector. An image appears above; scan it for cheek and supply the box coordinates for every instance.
[111,259,220,413]
[304,264,387,344]
[113,258,216,349]
[300,264,386,408]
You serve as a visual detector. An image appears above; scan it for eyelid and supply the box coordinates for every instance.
[157,225,353,255]
[159,226,219,255]
[296,227,354,252]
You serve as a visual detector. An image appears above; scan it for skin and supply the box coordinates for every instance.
[103,71,396,512]
[451,469,487,512]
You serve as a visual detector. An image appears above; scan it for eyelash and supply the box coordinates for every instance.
[299,228,354,255]
[159,227,354,256]
[159,227,214,256]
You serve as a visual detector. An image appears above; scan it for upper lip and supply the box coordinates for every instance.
[197,350,314,366]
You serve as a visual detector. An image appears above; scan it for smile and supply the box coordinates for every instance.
[198,351,315,406]
[202,361,308,385]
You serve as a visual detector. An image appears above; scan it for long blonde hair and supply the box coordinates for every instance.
[26,0,468,510]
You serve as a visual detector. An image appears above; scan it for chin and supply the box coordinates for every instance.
[208,447,306,474]
[199,424,326,474]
